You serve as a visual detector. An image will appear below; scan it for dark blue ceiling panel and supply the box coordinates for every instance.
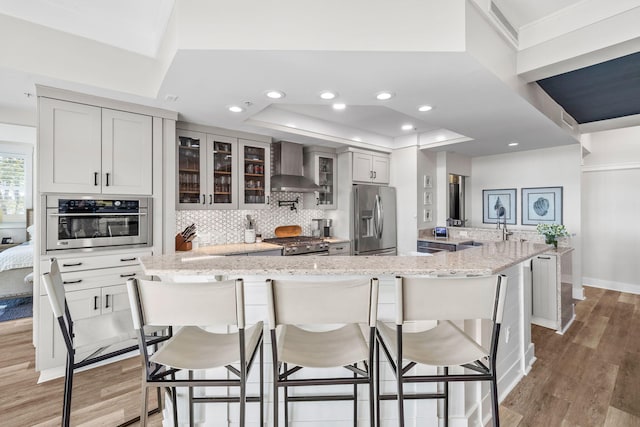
[537,51,640,124]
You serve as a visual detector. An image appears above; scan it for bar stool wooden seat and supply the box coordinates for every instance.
[266,277,379,427]
[376,274,507,427]
[41,258,172,427]
[127,277,264,427]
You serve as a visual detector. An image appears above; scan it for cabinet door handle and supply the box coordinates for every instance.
[94,296,99,310]
[63,279,82,284]
[209,194,213,204]
[120,273,137,278]
[374,171,377,178]
[369,171,373,178]
[62,262,83,267]
[105,172,110,186]
[202,194,206,204]
[537,256,552,260]
[104,294,110,309]
[120,257,137,262]
[266,195,270,205]
[94,172,99,186]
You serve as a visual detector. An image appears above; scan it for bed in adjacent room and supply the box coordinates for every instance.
[0,218,34,301]
[0,242,34,300]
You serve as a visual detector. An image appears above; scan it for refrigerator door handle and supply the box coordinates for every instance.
[375,194,384,239]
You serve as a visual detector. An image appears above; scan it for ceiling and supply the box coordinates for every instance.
[0,0,634,157]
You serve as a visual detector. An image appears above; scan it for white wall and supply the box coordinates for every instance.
[390,145,418,255]
[582,126,640,294]
[471,144,583,297]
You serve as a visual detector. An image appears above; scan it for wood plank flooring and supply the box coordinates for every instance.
[1,286,639,426]
[501,286,640,427]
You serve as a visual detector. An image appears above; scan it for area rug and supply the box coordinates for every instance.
[0,296,33,322]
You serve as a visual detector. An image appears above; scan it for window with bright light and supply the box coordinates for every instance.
[0,153,26,224]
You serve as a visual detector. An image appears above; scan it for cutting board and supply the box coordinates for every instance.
[274,225,302,237]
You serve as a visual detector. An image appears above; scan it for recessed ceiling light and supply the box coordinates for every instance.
[319,91,338,100]
[418,105,433,112]
[401,124,414,131]
[285,123,297,128]
[508,142,519,147]
[228,105,244,113]
[265,90,285,99]
[376,91,395,101]
[333,103,346,110]
[352,137,362,142]
[435,134,446,142]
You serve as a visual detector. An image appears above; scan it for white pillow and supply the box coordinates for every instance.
[26,225,35,240]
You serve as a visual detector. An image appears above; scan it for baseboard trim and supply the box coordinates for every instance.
[583,277,640,295]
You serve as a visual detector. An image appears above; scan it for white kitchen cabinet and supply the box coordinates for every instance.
[531,249,575,333]
[36,251,150,372]
[304,150,337,209]
[176,130,239,209]
[352,150,390,184]
[176,131,270,210]
[39,98,102,193]
[238,139,271,210]
[39,98,153,195]
[101,109,153,195]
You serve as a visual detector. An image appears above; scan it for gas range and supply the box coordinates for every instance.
[263,236,329,256]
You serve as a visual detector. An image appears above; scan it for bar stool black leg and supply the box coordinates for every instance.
[284,362,289,427]
[189,371,194,427]
[444,366,449,427]
[62,355,74,427]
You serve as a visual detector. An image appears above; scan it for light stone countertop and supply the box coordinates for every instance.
[417,237,478,245]
[141,240,551,277]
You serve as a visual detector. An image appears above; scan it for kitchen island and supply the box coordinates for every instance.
[139,240,549,427]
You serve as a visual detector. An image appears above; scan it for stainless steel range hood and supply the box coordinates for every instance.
[271,141,322,192]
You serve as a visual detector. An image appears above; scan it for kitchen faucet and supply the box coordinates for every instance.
[495,207,513,240]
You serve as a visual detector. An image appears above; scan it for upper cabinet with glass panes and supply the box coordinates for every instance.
[176,127,270,210]
[303,148,337,210]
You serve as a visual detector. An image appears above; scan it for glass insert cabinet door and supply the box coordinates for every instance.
[239,139,270,210]
[207,134,238,209]
[317,155,335,206]
[177,131,204,206]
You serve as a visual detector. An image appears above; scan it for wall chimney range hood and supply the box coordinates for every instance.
[271,141,322,193]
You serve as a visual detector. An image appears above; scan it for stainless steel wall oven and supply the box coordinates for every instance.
[44,195,151,253]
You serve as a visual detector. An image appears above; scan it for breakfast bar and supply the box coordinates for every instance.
[139,240,550,426]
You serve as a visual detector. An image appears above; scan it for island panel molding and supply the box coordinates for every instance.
[483,188,517,225]
[521,186,563,225]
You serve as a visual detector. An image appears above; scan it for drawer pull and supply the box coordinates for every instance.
[94,296,99,310]
[120,273,137,278]
[537,256,552,260]
[120,257,137,262]
[63,279,83,284]
[62,262,83,267]
[104,294,110,309]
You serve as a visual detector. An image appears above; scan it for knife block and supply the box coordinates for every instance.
[175,234,192,251]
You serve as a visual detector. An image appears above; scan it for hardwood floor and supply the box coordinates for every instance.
[0,318,161,427]
[1,286,639,426]
[501,286,640,427]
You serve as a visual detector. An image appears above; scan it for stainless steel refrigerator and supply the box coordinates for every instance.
[352,184,397,256]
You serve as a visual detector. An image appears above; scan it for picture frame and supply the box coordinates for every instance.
[423,175,432,188]
[522,186,563,225]
[483,188,517,225]
[423,191,432,205]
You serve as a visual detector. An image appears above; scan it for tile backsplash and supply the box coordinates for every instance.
[175,192,325,245]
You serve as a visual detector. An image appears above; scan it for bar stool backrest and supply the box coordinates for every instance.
[266,278,378,328]
[397,275,507,325]
[128,278,245,329]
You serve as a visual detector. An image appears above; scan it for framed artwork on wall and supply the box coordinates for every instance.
[522,186,563,225]
[423,191,432,205]
[483,188,517,225]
